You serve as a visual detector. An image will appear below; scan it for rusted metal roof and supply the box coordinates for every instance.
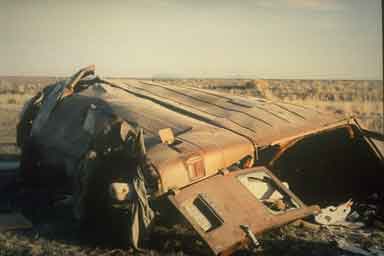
[75,78,350,193]
[27,74,351,194]
[104,79,345,147]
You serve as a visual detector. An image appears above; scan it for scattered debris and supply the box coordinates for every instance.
[373,220,384,230]
[336,238,384,256]
[240,224,261,249]
[315,200,354,226]
[368,248,384,256]
[290,219,321,231]
[337,238,372,256]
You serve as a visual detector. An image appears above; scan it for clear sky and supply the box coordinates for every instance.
[0,0,382,79]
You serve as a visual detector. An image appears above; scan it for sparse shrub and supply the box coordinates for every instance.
[7,98,17,104]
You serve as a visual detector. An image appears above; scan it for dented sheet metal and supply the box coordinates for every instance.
[17,66,384,254]
[115,79,344,147]
[30,66,95,137]
[352,118,384,161]
[169,167,320,255]
[99,78,353,193]
[78,80,256,193]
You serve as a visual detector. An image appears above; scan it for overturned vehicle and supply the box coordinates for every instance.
[17,66,384,255]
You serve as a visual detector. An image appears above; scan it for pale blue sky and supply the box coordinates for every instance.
[0,0,382,79]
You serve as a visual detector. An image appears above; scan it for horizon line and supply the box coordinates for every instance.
[0,75,382,81]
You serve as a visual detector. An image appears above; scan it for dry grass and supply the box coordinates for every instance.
[0,93,34,105]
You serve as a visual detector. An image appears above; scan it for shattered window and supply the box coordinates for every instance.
[182,193,224,232]
[237,172,300,214]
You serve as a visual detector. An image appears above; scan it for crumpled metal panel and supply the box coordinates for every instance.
[169,166,320,255]
[95,78,350,193]
[18,70,353,195]
[79,81,255,193]
[351,118,384,162]
[116,79,344,147]
[147,129,254,193]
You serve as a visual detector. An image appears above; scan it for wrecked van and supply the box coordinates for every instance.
[16,66,384,255]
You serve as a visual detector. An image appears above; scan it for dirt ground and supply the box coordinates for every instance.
[0,77,383,255]
[1,195,383,256]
